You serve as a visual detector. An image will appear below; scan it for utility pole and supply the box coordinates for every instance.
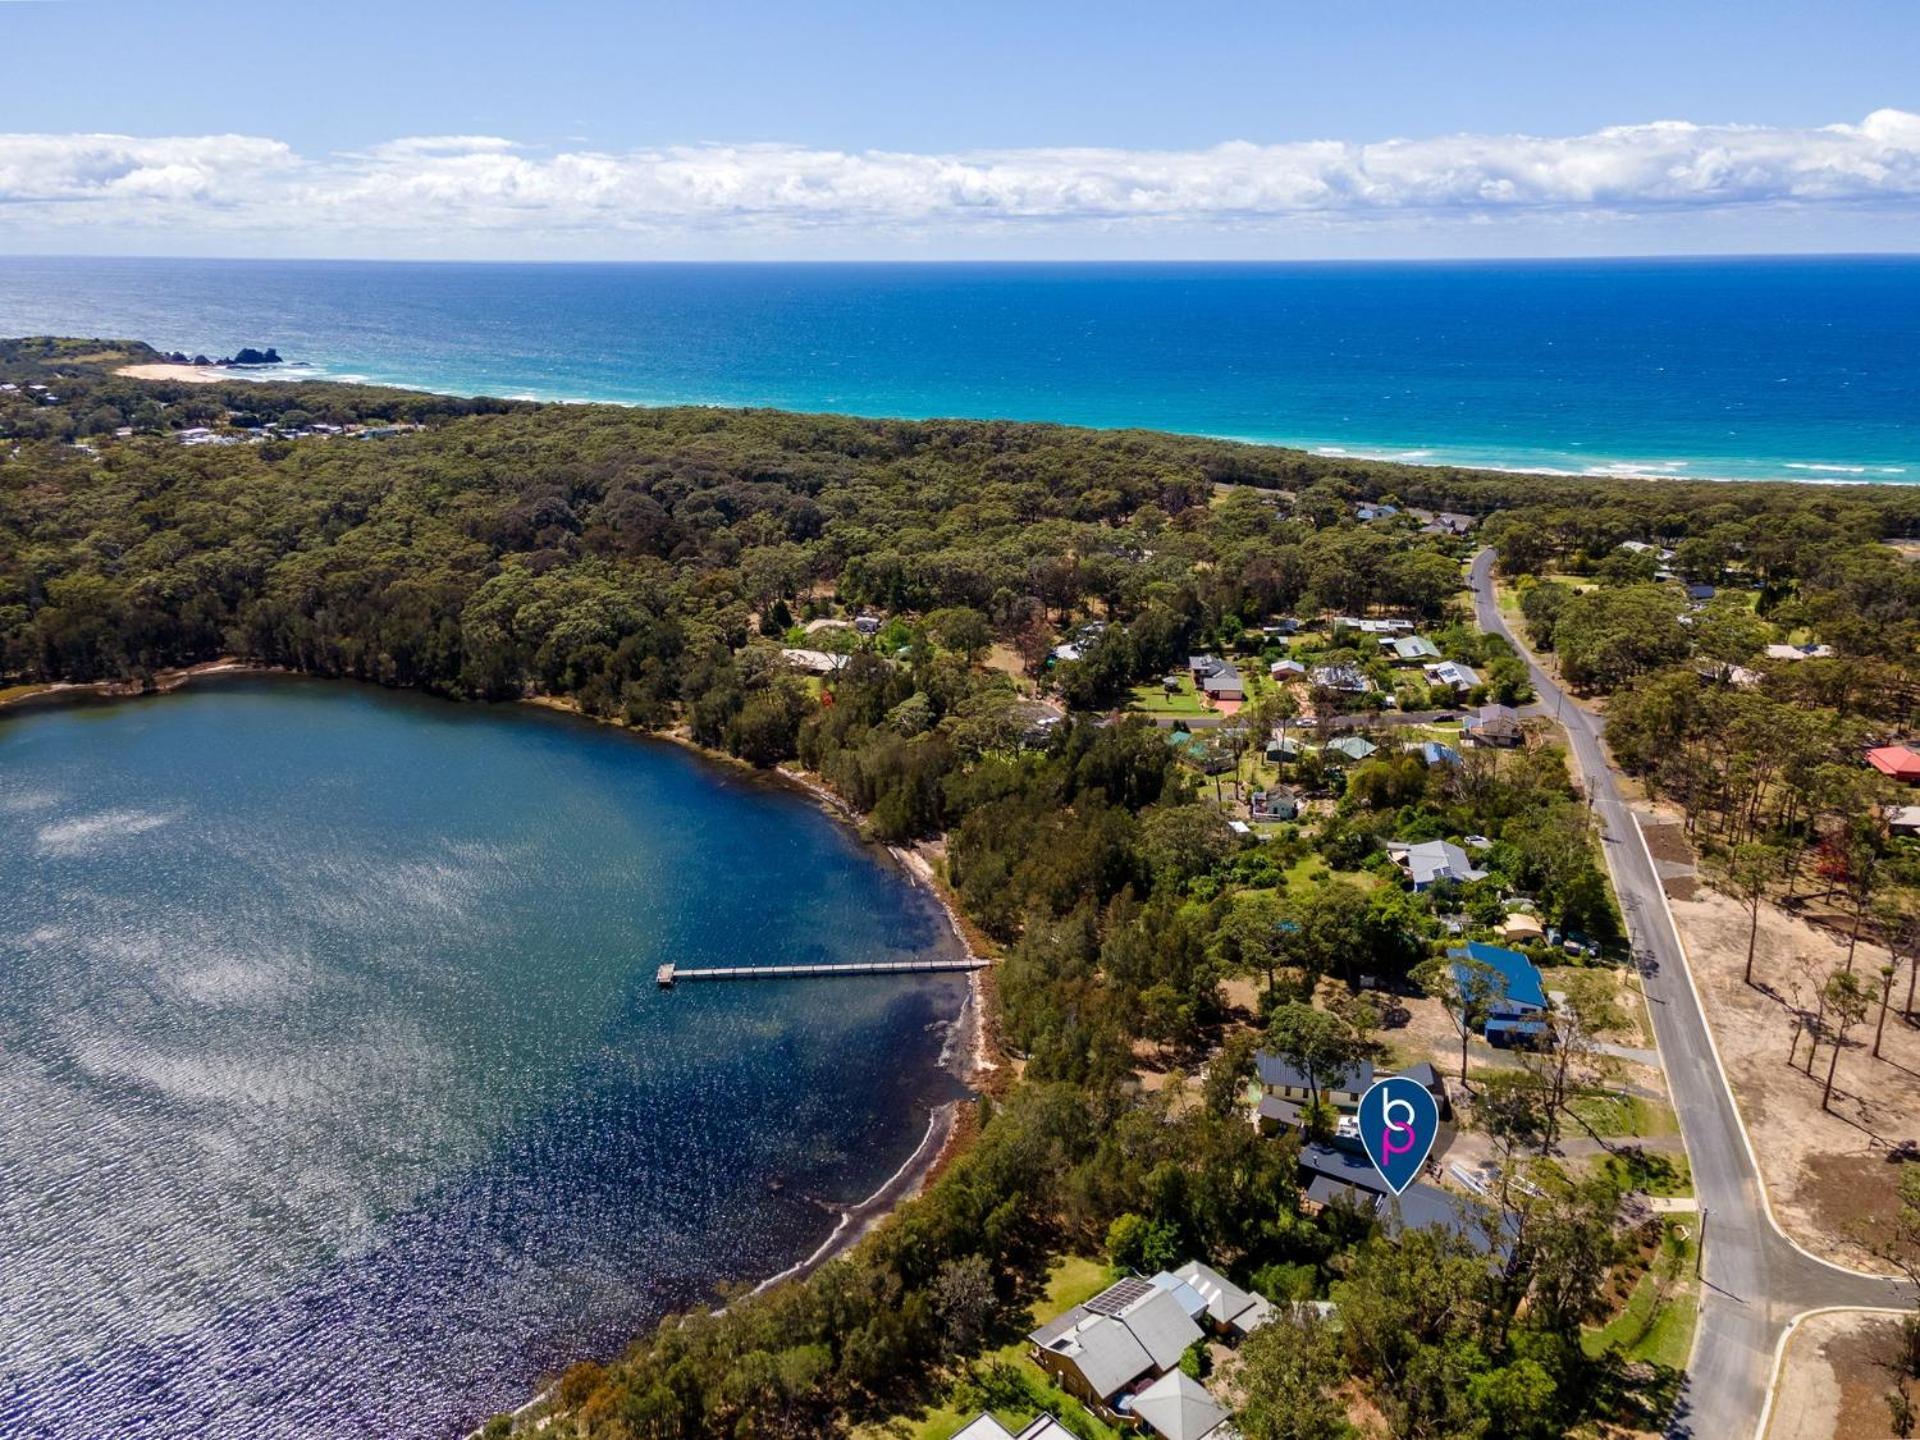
[1696,1206,1709,1278]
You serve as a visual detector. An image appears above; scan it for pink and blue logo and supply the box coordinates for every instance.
[1358,1075,1440,1194]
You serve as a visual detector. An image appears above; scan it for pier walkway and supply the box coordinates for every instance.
[657,958,984,988]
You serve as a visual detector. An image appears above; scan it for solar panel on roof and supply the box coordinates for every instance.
[1084,1274,1155,1315]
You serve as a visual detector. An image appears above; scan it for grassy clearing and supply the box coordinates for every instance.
[1568,1092,1680,1139]
[1583,1222,1699,1370]
[1283,852,1330,888]
[1558,970,1635,1038]
[0,682,54,705]
[1129,677,1208,716]
[1598,1150,1693,1198]
[852,1257,1124,1440]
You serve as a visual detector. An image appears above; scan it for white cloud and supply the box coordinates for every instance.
[1,112,1916,249]
[0,132,295,206]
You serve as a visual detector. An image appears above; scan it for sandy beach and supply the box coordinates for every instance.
[114,363,239,384]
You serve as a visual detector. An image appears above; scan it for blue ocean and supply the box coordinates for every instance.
[1,255,1917,482]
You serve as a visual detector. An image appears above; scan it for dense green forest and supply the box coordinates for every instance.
[8,339,1920,1439]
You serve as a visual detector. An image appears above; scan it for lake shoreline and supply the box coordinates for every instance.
[2,662,992,1439]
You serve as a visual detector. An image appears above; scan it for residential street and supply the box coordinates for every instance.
[1467,549,1911,1438]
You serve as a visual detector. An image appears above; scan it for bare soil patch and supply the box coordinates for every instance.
[1640,821,1695,869]
[980,642,1033,683]
[1219,975,1262,1020]
[1668,885,1916,1269]
[1765,1311,1906,1440]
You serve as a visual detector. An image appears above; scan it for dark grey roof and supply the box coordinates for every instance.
[1256,1094,1305,1127]
[1299,1140,1389,1194]
[1305,1175,1383,1213]
[1255,1051,1374,1094]
[1396,1061,1443,1092]
[1382,1184,1513,1257]
[1030,1304,1092,1348]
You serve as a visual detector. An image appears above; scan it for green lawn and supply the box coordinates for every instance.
[1283,852,1330,887]
[853,1258,1125,1440]
[1567,1092,1679,1140]
[1129,677,1207,716]
[1598,1150,1693,1198]
[1583,1223,1699,1370]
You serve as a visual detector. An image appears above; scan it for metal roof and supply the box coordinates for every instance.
[1254,1051,1373,1095]
[1405,840,1485,887]
[1131,1369,1232,1440]
[1040,1313,1156,1401]
[1166,1260,1257,1330]
[1449,941,1548,1011]
[1300,1140,1390,1194]
[1304,1174,1383,1213]
[1114,1286,1205,1372]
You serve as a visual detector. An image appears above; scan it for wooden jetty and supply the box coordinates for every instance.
[657,958,983,989]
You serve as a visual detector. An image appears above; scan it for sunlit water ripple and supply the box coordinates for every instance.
[0,677,967,1438]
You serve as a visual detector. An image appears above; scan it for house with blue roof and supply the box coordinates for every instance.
[1448,941,1548,1046]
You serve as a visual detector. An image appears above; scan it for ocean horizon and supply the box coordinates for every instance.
[3,254,1918,484]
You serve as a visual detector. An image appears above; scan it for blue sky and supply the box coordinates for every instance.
[2,0,1917,258]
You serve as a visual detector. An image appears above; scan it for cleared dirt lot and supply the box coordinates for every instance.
[1668,882,1918,1270]
[1765,1310,1908,1440]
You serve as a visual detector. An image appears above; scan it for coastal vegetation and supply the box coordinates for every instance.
[7,338,1920,1438]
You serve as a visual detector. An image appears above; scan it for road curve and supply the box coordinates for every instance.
[1466,549,1908,1438]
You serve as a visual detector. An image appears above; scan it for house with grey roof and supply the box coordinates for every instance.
[1392,839,1487,890]
[953,1414,1079,1440]
[1200,663,1245,702]
[1390,635,1442,664]
[1310,662,1373,694]
[1164,1260,1274,1337]
[1253,1052,1374,1123]
[1424,660,1481,694]
[1464,703,1524,747]
[1250,786,1298,821]
[1028,1276,1204,1412]
[1126,1370,1235,1440]
[1298,1143,1512,1255]
[1323,734,1377,763]
[780,647,851,676]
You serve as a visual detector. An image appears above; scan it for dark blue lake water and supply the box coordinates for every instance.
[0,677,967,1439]
[2,255,1917,482]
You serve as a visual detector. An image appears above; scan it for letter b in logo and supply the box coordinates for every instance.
[1359,1075,1440,1194]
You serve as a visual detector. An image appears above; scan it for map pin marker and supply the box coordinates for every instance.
[1359,1075,1441,1195]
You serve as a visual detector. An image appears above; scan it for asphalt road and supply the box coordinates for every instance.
[1467,549,1909,1438]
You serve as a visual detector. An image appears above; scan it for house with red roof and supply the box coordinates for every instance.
[1868,746,1920,784]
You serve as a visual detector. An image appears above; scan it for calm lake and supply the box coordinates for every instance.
[0,676,968,1439]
